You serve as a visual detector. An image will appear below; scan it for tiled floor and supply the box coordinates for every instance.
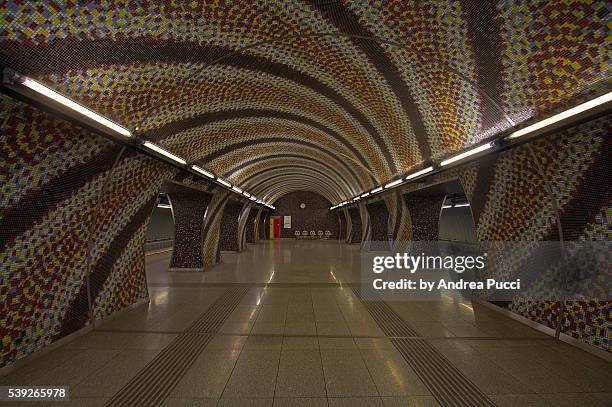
[1,241,611,406]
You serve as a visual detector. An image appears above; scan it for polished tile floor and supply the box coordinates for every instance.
[2,241,611,406]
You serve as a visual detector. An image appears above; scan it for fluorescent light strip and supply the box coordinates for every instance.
[232,186,243,194]
[440,142,493,167]
[142,142,187,165]
[191,165,214,179]
[21,78,132,137]
[353,196,360,201]
[442,205,452,209]
[157,204,172,209]
[217,177,232,188]
[249,196,257,201]
[360,192,370,198]
[509,91,612,139]
[371,187,383,194]
[406,166,434,180]
[243,192,251,198]
[384,179,403,189]
[454,203,470,207]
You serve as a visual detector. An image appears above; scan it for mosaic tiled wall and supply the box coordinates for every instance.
[254,209,266,242]
[337,210,347,240]
[244,208,258,244]
[219,201,243,252]
[384,190,413,247]
[0,95,177,368]
[359,202,371,249]
[365,201,390,242]
[456,115,611,352]
[347,207,362,244]
[403,194,446,241]
[0,0,610,363]
[167,186,212,270]
[342,208,352,243]
[271,191,339,239]
[1,1,608,204]
[200,191,230,268]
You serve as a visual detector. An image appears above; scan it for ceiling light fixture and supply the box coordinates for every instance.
[232,186,243,194]
[384,179,403,189]
[440,142,494,167]
[508,91,612,140]
[405,166,434,180]
[370,187,383,194]
[217,177,231,188]
[18,76,132,137]
[142,142,187,165]
[191,165,214,178]
[243,192,251,198]
[360,192,370,198]
[157,204,172,209]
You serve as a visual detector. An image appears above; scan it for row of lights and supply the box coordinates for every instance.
[6,68,609,213]
[140,141,275,209]
[12,72,277,210]
[331,91,612,210]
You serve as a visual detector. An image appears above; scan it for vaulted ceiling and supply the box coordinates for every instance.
[1,0,609,203]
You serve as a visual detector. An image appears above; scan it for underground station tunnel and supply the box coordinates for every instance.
[0,1,611,406]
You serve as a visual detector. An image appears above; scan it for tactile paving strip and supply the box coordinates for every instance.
[105,287,249,407]
[352,288,495,407]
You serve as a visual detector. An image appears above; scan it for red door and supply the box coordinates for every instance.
[273,218,280,239]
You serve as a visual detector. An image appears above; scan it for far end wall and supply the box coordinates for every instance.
[272,191,339,239]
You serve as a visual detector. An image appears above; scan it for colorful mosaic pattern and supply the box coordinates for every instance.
[219,201,243,252]
[0,0,610,367]
[0,96,178,367]
[460,115,611,352]
[201,191,230,269]
[1,0,609,202]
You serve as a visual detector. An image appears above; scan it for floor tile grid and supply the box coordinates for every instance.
[352,288,496,407]
[329,288,384,404]
[105,287,250,407]
[271,292,290,402]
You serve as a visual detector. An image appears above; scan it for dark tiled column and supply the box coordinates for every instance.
[201,190,230,269]
[237,205,254,251]
[337,210,347,240]
[403,194,445,240]
[366,201,390,242]
[219,201,243,252]
[244,207,259,244]
[167,186,212,271]
[347,206,362,244]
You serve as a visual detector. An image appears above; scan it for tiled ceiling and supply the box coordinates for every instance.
[1,0,609,202]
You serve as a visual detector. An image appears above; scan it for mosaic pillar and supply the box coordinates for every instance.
[245,207,259,244]
[337,210,347,240]
[403,194,445,241]
[347,207,362,244]
[237,204,255,251]
[167,185,213,271]
[200,190,230,268]
[219,201,243,252]
[366,201,390,242]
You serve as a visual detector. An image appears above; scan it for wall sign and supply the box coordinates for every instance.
[283,215,291,228]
